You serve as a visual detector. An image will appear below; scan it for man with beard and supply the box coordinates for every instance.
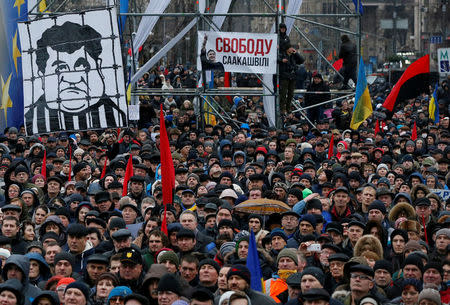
[73,162,90,182]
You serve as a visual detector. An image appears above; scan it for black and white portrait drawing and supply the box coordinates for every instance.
[19,8,127,135]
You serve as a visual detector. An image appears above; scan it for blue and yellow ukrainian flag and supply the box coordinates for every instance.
[247,229,264,292]
[350,57,373,130]
[428,83,439,124]
[0,0,29,131]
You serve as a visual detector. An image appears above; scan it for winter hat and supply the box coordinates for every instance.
[301,267,325,286]
[436,228,450,239]
[270,228,288,242]
[107,286,133,304]
[0,279,23,305]
[403,254,424,272]
[56,277,76,288]
[54,252,75,268]
[390,229,408,243]
[287,188,303,201]
[235,236,249,253]
[277,248,299,266]
[220,242,236,258]
[377,164,389,172]
[368,200,387,214]
[0,248,11,259]
[373,260,393,275]
[65,281,90,302]
[157,251,179,267]
[157,273,182,295]
[227,264,251,284]
[300,214,317,227]
[404,241,422,253]
[418,288,441,305]
[423,262,443,276]
[199,259,220,274]
[402,278,422,291]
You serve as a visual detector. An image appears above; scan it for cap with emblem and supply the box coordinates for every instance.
[120,248,142,265]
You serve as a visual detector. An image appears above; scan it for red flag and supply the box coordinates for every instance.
[224,72,232,103]
[332,59,343,71]
[328,134,334,160]
[374,119,380,136]
[41,150,47,180]
[326,51,333,61]
[382,55,430,111]
[122,155,133,196]
[421,215,428,244]
[68,145,72,181]
[411,121,417,141]
[160,104,175,235]
[100,156,108,179]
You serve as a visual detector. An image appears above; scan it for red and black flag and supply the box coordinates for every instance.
[382,54,429,112]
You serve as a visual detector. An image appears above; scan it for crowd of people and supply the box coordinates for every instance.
[0,23,450,305]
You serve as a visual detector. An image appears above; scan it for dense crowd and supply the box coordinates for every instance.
[0,26,450,305]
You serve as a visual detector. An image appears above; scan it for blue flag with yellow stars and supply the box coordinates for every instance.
[0,0,28,131]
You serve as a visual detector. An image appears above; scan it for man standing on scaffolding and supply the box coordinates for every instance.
[278,44,305,116]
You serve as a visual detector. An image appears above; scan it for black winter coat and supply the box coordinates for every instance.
[278,52,305,80]
[339,40,357,68]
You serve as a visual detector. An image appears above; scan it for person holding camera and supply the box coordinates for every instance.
[278,45,305,116]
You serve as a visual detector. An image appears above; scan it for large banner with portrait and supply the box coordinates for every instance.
[18,8,128,135]
[198,31,277,74]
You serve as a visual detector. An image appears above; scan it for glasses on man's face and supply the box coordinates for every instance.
[350,273,372,281]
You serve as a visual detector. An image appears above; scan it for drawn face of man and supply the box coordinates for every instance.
[41,46,104,112]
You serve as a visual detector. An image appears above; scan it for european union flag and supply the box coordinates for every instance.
[350,57,373,130]
[0,0,27,131]
[352,0,364,14]
[247,229,264,292]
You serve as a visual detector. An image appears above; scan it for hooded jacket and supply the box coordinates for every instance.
[2,255,42,305]
[25,253,51,287]
[233,151,247,172]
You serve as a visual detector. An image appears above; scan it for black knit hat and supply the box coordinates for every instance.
[65,281,90,301]
[227,264,251,284]
[373,260,393,275]
[301,267,325,286]
[157,273,181,294]
[423,262,443,276]
[390,229,408,243]
[403,254,424,272]
[54,252,75,268]
[199,258,220,274]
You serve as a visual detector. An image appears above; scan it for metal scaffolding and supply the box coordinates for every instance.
[29,0,362,129]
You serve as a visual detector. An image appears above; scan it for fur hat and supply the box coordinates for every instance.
[399,220,421,234]
[354,235,383,260]
[388,202,416,222]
